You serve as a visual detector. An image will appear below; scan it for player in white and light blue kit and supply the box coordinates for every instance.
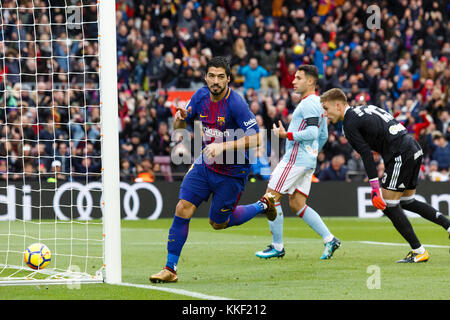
[256,65,341,260]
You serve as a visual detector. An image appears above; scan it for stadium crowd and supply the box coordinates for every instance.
[0,0,449,184]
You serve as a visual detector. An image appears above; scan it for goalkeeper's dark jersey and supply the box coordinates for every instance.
[342,105,421,180]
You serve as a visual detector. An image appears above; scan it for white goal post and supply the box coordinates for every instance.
[0,0,121,285]
[98,0,122,285]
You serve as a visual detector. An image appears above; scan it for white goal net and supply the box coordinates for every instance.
[0,0,121,285]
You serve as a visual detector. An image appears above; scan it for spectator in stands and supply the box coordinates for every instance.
[150,122,171,156]
[320,65,343,92]
[178,7,199,35]
[425,160,449,182]
[318,154,348,181]
[147,45,165,90]
[322,132,343,162]
[336,135,353,162]
[278,50,296,90]
[134,157,155,183]
[176,66,196,89]
[346,151,367,182]
[237,57,270,94]
[38,118,58,156]
[72,156,101,182]
[435,109,449,136]
[120,131,141,161]
[33,143,51,172]
[47,160,67,183]
[428,132,450,171]
[54,142,71,175]
[152,95,173,125]
[130,144,150,168]
[314,151,328,178]
[256,42,280,97]
[120,158,136,182]
[162,52,182,89]
[130,104,155,145]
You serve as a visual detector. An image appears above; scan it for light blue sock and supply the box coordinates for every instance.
[297,205,333,243]
[268,202,283,250]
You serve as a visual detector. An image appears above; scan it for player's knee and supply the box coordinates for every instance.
[209,219,227,230]
[176,200,196,219]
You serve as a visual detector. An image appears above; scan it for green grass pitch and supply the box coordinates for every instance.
[1,217,449,300]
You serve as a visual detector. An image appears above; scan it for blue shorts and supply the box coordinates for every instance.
[179,164,246,224]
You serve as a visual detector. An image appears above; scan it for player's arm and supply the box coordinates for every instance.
[173,96,196,130]
[285,118,319,141]
[345,123,386,210]
[203,99,261,158]
[225,131,261,150]
[275,103,320,141]
[174,107,189,129]
[203,132,261,159]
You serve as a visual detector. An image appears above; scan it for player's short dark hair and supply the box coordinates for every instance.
[297,64,319,84]
[320,88,348,104]
[206,56,231,77]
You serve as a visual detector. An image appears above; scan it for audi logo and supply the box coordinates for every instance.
[53,182,163,220]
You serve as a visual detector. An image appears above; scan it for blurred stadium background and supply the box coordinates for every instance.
[1,0,449,184]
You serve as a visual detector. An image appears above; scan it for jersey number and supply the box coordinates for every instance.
[356,105,394,123]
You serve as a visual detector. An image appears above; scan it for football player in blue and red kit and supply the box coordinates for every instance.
[150,57,276,283]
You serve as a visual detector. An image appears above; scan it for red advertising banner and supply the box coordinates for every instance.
[158,90,195,116]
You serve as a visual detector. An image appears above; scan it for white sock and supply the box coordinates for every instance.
[413,245,426,254]
[447,226,450,234]
[272,242,284,251]
[323,234,334,244]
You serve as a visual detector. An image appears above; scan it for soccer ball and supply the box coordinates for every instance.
[24,243,51,270]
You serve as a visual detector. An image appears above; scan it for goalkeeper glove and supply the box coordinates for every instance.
[369,178,386,210]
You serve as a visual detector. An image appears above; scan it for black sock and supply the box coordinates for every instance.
[383,205,422,250]
[401,199,450,231]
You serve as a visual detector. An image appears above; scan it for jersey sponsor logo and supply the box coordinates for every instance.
[244,118,257,129]
[203,126,230,138]
[305,145,318,156]
[388,123,406,135]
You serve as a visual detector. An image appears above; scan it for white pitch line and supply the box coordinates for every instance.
[358,240,450,249]
[128,239,450,248]
[117,282,232,300]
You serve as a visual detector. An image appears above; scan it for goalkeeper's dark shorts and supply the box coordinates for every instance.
[381,149,423,192]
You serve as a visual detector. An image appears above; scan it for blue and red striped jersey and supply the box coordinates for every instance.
[185,86,259,178]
